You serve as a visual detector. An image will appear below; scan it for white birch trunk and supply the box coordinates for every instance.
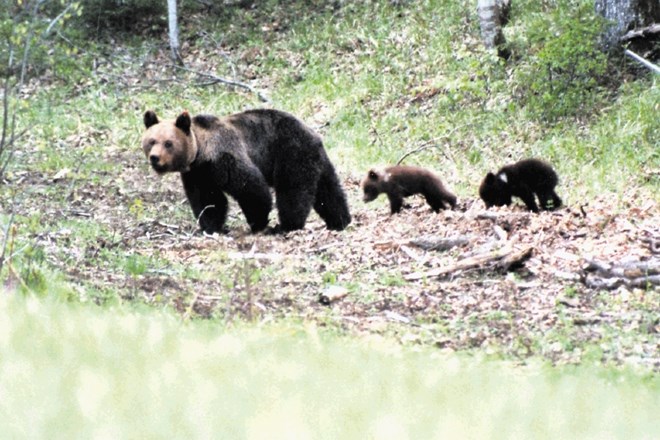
[477,0,509,58]
[167,0,184,65]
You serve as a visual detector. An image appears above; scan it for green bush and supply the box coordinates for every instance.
[0,0,85,79]
[513,0,612,121]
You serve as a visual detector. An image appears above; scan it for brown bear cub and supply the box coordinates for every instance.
[141,109,351,233]
[361,165,457,214]
[479,158,562,212]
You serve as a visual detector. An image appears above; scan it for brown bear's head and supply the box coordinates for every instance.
[361,168,388,202]
[479,172,512,208]
[141,111,198,174]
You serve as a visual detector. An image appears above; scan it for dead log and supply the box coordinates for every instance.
[405,244,534,281]
[628,275,660,288]
[584,259,660,277]
[582,258,660,290]
[408,235,470,252]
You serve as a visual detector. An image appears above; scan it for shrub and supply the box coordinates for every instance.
[513,0,613,121]
[74,0,165,33]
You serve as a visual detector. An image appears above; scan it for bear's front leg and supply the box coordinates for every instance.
[181,172,229,234]
[387,191,405,214]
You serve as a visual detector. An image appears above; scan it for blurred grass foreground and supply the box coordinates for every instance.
[0,295,659,439]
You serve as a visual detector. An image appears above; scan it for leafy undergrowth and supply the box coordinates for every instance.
[1,296,659,438]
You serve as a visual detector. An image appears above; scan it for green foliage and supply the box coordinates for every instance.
[0,0,84,77]
[513,0,612,121]
[74,0,164,32]
[124,253,148,276]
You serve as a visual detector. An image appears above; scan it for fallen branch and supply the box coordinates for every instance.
[584,259,660,278]
[623,49,660,75]
[168,64,270,102]
[405,244,536,281]
[374,235,470,253]
[395,139,438,166]
[395,125,462,166]
[620,23,660,42]
[641,236,660,254]
[497,246,534,271]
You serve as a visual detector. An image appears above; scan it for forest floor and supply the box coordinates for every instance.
[12,155,659,371]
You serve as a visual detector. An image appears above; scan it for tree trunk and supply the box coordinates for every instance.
[477,0,510,59]
[167,0,184,65]
[595,0,660,50]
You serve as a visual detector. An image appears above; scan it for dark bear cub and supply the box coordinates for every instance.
[361,165,457,214]
[479,158,562,212]
[141,109,351,233]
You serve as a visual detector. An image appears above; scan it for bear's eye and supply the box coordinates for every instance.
[164,141,173,150]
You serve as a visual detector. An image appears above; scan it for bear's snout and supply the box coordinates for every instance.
[149,154,160,166]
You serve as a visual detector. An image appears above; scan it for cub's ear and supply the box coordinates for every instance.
[484,172,496,184]
[175,111,192,136]
[144,110,159,128]
[367,169,379,180]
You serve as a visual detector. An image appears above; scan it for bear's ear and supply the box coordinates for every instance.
[367,169,379,180]
[144,110,159,128]
[175,111,192,136]
[485,172,495,184]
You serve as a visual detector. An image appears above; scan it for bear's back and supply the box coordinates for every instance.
[502,159,557,189]
[386,165,437,194]
[191,109,325,184]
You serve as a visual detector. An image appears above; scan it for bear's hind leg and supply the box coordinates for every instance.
[277,188,316,231]
[273,164,320,232]
[313,165,352,230]
[537,190,562,211]
[423,186,456,212]
[551,191,563,210]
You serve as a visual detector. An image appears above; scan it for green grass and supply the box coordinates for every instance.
[0,295,658,439]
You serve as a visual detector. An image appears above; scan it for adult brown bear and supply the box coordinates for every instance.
[141,109,351,233]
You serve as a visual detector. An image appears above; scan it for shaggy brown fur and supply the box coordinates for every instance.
[361,165,456,214]
[141,109,351,233]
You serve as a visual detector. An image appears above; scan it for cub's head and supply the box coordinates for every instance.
[141,110,197,174]
[479,172,512,208]
[361,168,388,203]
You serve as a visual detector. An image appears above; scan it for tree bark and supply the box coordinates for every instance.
[477,0,510,59]
[595,0,660,50]
[167,0,184,65]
